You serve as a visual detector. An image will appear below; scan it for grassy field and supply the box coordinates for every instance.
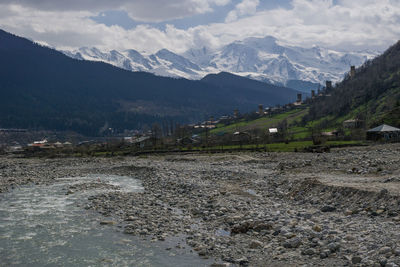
[208,106,366,141]
[210,107,309,135]
[40,139,364,158]
[192,140,363,152]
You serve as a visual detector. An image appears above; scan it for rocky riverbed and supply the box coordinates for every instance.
[1,143,400,266]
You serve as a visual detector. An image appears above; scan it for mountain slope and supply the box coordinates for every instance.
[201,72,302,104]
[0,29,299,135]
[66,36,377,91]
[306,41,400,128]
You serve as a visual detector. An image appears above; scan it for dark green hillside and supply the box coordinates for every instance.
[306,41,400,128]
[202,72,298,105]
[0,29,299,135]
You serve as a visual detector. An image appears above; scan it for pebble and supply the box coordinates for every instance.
[378,246,392,254]
[100,221,116,225]
[249,240,263,249]
[352,256,362,264]
[321,205,336,212]
[283,237,302,249]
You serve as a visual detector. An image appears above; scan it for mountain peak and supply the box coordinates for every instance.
[156,48,175,55]
[243,35,278,44]
[63,35,377,86]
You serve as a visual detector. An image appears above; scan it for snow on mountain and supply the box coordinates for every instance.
[64,36,378,86]
[192,36,378,85]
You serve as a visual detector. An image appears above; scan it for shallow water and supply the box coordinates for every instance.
[0,174,212,266]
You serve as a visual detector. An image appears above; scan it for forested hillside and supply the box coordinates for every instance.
[0,29,299,136]
[305,41,400,128]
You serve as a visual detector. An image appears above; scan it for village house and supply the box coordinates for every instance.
[367,124,400,142]
[343,119,363,128]
[132,136,152,149]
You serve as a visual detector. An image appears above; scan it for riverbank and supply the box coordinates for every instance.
[1,143,400,266]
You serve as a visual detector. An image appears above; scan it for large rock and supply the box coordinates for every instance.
[283,237,302,249]
[249,240,263,249]
[321,205,336,212]
[378,246,392,254]
[100,220,116,225]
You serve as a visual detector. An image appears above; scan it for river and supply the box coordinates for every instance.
[0,174,213,266]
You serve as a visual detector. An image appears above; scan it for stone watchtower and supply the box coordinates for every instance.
[258,104,264,115]
[350,66,356,78]
[234,109,239,118]
[326,81,332,91]
[297,94,302,103]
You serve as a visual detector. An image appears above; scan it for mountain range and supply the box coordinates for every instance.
[0,29,300,135]
[65,36,378,92]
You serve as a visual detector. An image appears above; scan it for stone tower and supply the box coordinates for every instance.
[297,93,302,103]
[326,81,332,91]
[234,109,239,118]
[258,104,264,115]
[350,66,356,78]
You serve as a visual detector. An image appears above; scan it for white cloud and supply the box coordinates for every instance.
[226,0,259,22]
[0,0,399,54]
[0,0,231,22]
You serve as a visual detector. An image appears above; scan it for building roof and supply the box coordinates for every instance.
[367,124,400,132]
[269,128,278,133]
[344,119,361,123]
[132,136,151,143]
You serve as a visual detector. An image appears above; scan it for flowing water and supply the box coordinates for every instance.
[0,175,213,266]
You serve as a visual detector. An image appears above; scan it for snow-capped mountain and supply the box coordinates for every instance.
[185,36,378,85]
[65,47,209,79]
[64,36,378,87]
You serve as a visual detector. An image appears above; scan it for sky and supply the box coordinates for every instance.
[0,0,399,53]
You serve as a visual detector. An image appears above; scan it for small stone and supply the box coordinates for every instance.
[394,249,400,256]
[235,258,249,265]
[249,240,263,249]
[302,248,316,255]
[66,189,74,195]
[198,249,207,256]
[125,216,135,221]
[210,264,230,267]
[327,242,340,253]
[344,210,353,216]
[378,246,392,254]
[100,220,116,225]
[378,189,389,197]
[283,237,302,249]
[379,258,388,266]
[140,229,148,235]
[320,250,329,259]
[313,225,322,232]
[376,209,385,215]
[344,235,355,241]
[321,205,336,212]
[352,256,362,264]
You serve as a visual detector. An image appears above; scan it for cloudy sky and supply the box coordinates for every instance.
[0,0,399,53]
